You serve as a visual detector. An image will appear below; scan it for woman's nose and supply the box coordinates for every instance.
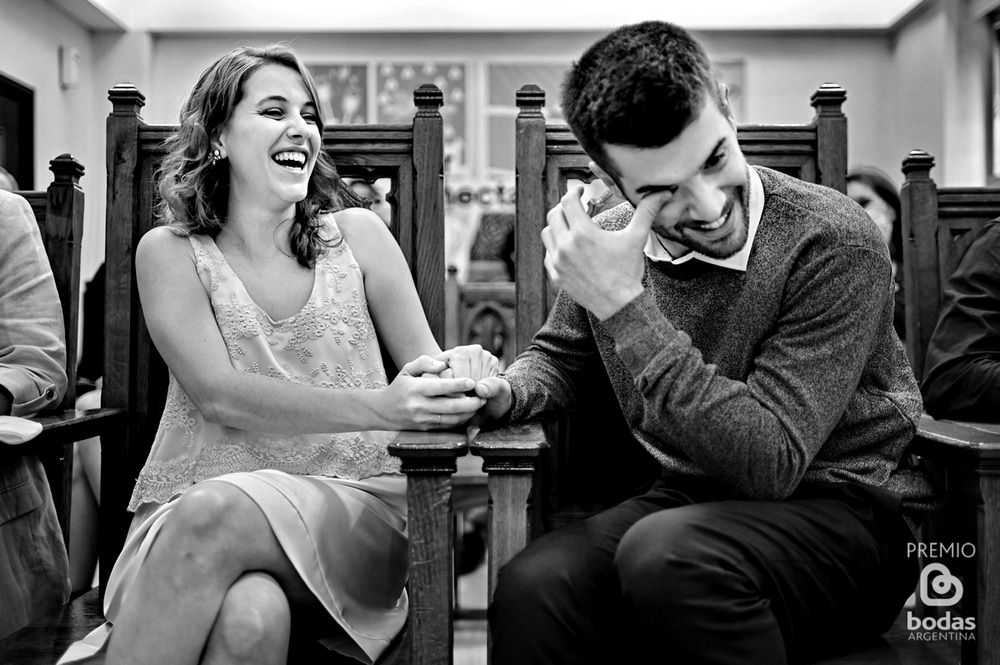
[286,116,307,139]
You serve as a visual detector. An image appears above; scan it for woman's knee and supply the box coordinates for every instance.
[209,572,291,663]
[155,483,262,563]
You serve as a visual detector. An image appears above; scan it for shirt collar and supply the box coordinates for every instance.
[643,166,764,272]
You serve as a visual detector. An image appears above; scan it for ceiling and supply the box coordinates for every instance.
[55,0,930,32]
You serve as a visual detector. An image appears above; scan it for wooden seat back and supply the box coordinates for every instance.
[12,155,93,545]
[102,83,461,663]
[899,149,1000,378]
[512,82,848,352]
[15,155,86,411]
[898,149,1000,665]
[508,82,849,532]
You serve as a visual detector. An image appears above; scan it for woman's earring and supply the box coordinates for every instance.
[210,148,222,166]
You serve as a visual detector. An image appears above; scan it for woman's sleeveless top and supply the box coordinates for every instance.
[127,216,400,511]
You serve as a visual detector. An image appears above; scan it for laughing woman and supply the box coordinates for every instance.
[62,44,496,665]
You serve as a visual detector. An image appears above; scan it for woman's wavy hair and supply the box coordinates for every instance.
[156,44,366,267]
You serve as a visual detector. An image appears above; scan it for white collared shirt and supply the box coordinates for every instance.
[642,166,764,272]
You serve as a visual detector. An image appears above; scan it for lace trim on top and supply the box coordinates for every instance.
[129,215,401,510]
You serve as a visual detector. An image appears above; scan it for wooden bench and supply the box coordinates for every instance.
[465,85,962,664]
[472,82,850,578]
[7,155,125,551]
[898,149,1000,665]
[0,155,123,660]
[0,85,465,665]
[101,82,470,665]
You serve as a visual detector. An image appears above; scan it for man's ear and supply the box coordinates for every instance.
[716,80,736,127]
[588,161,624,199]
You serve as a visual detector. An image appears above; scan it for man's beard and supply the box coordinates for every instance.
[655,169,752,259]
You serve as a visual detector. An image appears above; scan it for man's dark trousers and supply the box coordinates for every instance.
[489,476,918,665]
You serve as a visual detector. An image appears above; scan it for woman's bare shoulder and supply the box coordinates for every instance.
[331,208,396,259]
[332,207,390,237]
[136,225,196,267]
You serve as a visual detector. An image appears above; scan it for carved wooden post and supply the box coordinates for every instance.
[810,83,847,194]
[900,149,939,378]
[36,153,86,547]
[470,423,547,662]
[389,433,468,665]
[101,83,145,600]
[412,84,445,344]
[514,85,548,355]
[44,154,86,409]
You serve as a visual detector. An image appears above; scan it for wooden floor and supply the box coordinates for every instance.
[455,553,488,665]
[0,559,964,665]
[451,556,966,665]
[0,588,104,664]
[806,614,961,665]
[0,570,490,665]
[455,619,488,665]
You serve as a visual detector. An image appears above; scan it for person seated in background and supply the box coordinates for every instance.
[348,178,392,226]
[473,21,933,664]
[59,43,497,665]
[921,218,1000,422]
[847,167,905,339]
[0,188,71,637]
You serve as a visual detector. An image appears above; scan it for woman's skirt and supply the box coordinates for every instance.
[57,470,408,665]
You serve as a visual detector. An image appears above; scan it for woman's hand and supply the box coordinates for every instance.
[375,355,485,430]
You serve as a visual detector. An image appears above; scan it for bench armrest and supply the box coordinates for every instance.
[387,429,468,663]
[469,422,547,605]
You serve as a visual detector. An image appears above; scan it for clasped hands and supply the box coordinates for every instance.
[383,344,499,430]
[379,185,664,430]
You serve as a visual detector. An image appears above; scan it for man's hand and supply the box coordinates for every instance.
[541,187,660,320]
[471,376,513,426]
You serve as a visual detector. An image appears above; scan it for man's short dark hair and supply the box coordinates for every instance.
[561,21,726,178]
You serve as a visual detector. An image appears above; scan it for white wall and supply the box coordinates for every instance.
[126,0,922,32]
[145,30,902,171]
[0,0,103,280]
[942,0,991,185]
[2,0,994,285]
[700,31,897,176]
[891,0,992,187]
[144,32,607,124]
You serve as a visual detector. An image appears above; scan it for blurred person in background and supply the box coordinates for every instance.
[847,167,905,339]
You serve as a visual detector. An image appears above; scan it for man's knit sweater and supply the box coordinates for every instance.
[504,167,934,519]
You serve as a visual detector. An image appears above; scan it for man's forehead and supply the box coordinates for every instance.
[605,101,733,191]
